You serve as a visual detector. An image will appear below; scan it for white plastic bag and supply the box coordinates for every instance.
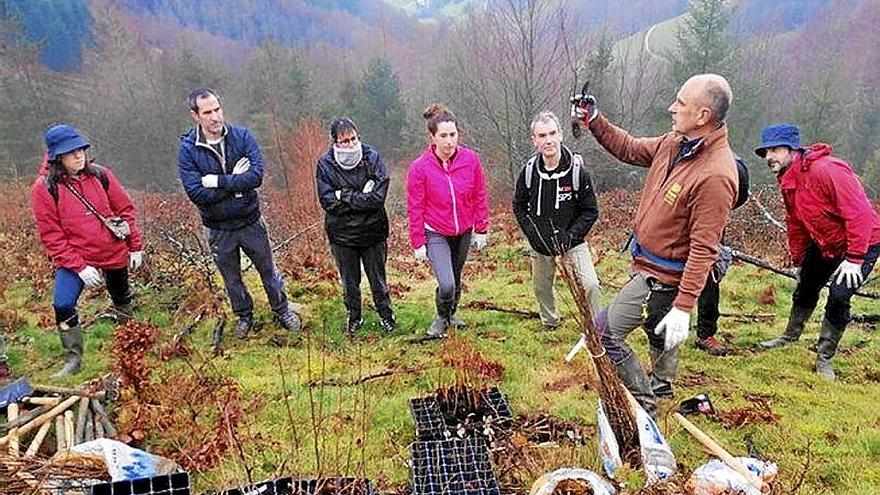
[530,467,616,495]
[687,457,778,495]
[69,439,181,481]
[596,400,676,482]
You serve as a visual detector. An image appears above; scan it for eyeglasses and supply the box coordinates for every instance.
[336,136,359,146]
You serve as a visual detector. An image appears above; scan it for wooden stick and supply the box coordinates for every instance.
[64,410,75,450]
[75,397,89,445]
[0,395,79,445]
[22,397,63,406]
[2,404,54,432]
[31,383,105,400]
[55,415,65,453]
[7,403,18,457]
[674,413,769,493]
[94,414,105,439]
[91,398,117,437]
[24,421,52,457]
[84,411,94,442]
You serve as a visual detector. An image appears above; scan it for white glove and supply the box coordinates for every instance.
[833,260,863,289]
[78,266,104,288]
[201,174,219,188]
[362,179,376,194]
[334,190,342,200]
[471,233,487,251]
[414,246,428,262]
[129,251,143,271]
[654,307,690,351]
[232,157,251,175]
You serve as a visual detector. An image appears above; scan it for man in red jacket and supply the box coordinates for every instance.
[756,123,880,380]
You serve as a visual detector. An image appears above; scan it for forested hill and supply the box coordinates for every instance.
[6,0,833,73]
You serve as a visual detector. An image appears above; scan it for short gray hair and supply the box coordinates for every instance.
[530,111,562,135]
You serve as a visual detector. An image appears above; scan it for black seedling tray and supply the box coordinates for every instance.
[410,437,500,495]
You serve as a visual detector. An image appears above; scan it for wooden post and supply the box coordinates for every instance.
[64,410,75,450]
[94,414,105,439]
[74,397,89,445]
[24,421,52,457]
[91,398,117,437]
[7,403,18,457]
[55,415,65,453]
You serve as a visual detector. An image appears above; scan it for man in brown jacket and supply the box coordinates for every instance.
[571,74,738,416]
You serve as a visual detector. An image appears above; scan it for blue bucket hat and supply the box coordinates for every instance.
[755,123,800,158]
[45,124,90,161]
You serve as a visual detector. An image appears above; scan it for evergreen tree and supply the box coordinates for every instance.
[670,0,735,83]
[355,57,405,158]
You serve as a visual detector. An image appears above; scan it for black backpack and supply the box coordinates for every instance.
[733,155,749,210]
[44,165,109,203]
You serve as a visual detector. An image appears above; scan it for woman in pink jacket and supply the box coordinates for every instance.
[31,124,144,377]
[407,104,489,337]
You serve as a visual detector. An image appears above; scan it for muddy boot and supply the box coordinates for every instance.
[649,346,679,399]
[427,315,449,338]
[614,353,657,418]
[449,289,465,328]
[53,324,83,378]
[760,305,814,349]
[815,318,845,381]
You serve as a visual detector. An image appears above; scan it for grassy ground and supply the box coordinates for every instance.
[4,236,880,494]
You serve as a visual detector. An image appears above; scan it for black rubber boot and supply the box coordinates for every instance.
[427,315,449,338]
[614,352,657,418]
[450,288,465,328]
[760,305,814,349]
[649,346,679,399]
[815,318,845,381]
[53,324,83,378]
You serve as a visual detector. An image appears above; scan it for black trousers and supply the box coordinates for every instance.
[696,274,720,339]
[330,241,393,321]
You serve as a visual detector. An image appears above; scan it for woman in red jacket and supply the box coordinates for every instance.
[406,104,489,337]
[31,124,144,377]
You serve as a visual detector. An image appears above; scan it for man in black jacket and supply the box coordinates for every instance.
[513,111,601,330]
[316,118,394,337]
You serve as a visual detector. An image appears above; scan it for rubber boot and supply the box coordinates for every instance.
[53,324,83,378]
[101,303,134,324]
[760,305,814,349]
[450,288,465,328]
[649,346,679,399]
[815,318,845,381]
[614,352,657,418]
[427,315,449,338]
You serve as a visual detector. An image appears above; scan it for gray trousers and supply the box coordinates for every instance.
[206,218,288,318]
[531,242,601,326]
[426,229,472,319]
[597,272,682,405]
[330,241,393,321]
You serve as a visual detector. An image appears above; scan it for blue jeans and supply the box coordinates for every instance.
[53,266,132,327]
[206,218,288,318]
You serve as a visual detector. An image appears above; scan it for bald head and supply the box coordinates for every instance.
[685,74,732,123]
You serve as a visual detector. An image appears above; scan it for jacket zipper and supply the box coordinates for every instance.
[445,165,460,234]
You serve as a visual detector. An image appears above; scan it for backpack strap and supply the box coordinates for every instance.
[571,152,583,192]
[44,165,109,204]
[524,154,538,189]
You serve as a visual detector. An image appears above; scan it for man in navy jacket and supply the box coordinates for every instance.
[178,87,299,338]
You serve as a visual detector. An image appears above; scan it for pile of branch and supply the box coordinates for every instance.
[557,259,641,468]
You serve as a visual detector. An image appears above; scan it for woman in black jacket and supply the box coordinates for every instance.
[315,118,394,337]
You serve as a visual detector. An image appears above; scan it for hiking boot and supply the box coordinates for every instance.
[815,318,845,381]
[275,304,301,332]
[379,315,396,334]
[53,324,83,378]
[761,305,814,349]
[427,315,449,338]
[449,314,466,329]
[696,336,728,356]
[345,317,364,338]
[539,323,559,332]
[0,361,11,379]
[234,316,254,339]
